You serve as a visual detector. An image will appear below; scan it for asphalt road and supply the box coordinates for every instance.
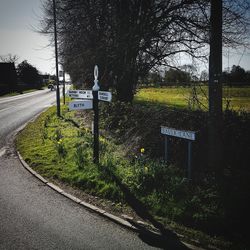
[0,89,158,250]
[0,89,57,148]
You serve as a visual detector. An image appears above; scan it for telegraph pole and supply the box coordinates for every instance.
[53,0,60,117]
[63,66,66,105]
[208,0,223,171]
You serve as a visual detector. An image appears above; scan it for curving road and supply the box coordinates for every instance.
[0,89,159,250]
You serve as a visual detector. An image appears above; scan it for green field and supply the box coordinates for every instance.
[135,86,250,112]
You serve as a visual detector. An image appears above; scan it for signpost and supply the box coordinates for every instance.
[92,65,100,164]
[98,91,112,102]
[161,126,196,180]
[67,90,93,99]
[69,100,93,111]
[67,65,112,164]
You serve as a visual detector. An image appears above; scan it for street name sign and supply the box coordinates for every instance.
[69,100,93,111]
[161,126,196,141]
[161,126,196,180]
[98,91,112,102]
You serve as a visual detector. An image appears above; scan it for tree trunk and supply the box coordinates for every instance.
[116,65,137,102]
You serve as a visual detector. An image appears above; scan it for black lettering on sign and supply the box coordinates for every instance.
[74,103,85,108]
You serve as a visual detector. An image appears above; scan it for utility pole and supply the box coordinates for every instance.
[208,0,223,172]
[53,0,60,117]
[63,66,66,105]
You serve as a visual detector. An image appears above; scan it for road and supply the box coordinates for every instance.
[0,89,57,148]
[0,89,159,250]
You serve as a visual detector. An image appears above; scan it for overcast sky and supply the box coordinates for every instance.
[0,0,249,75]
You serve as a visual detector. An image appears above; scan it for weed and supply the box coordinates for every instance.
[55,139,67,158]
[74,142,91,169]
[54,128,63,141]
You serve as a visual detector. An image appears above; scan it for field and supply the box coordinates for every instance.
[135,86,250,112]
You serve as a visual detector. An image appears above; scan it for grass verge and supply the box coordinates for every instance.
[16,104,248,249]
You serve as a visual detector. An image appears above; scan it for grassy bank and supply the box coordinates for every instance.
[135,86,250,111]
[16,103,250,249]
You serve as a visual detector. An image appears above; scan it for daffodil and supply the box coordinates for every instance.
[140,148,145,154]
[100,137,106,143]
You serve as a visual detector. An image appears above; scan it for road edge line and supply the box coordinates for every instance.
[17,151,205,250]
[12,109,139,233]
[17,151,138,232]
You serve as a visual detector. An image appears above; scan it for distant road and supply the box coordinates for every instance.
[0,89,57,148]
[0,88,157,249]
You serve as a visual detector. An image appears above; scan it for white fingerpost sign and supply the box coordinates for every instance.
[78,90,93,99]
[67,90,93,99]
[98,91,112,102]
[67,90,79,98]
[69,100,93,110]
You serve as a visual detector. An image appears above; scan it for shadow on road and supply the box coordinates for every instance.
[99,165,189,250]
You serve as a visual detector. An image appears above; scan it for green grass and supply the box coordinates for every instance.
[15,104,245,249]
[16,105,124,201]
[135,86,250,111]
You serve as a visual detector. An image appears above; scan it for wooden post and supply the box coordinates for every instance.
[187,141,192,180]
[164,136,169,163]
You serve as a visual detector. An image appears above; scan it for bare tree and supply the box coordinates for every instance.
[0,54,19,64]
[40,0,250,102]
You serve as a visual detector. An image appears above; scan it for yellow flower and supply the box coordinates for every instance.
[140,148,145,153]
[100,137,106,143]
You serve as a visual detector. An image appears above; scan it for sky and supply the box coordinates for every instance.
[0,0,250,76]
[0,0,55,75]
